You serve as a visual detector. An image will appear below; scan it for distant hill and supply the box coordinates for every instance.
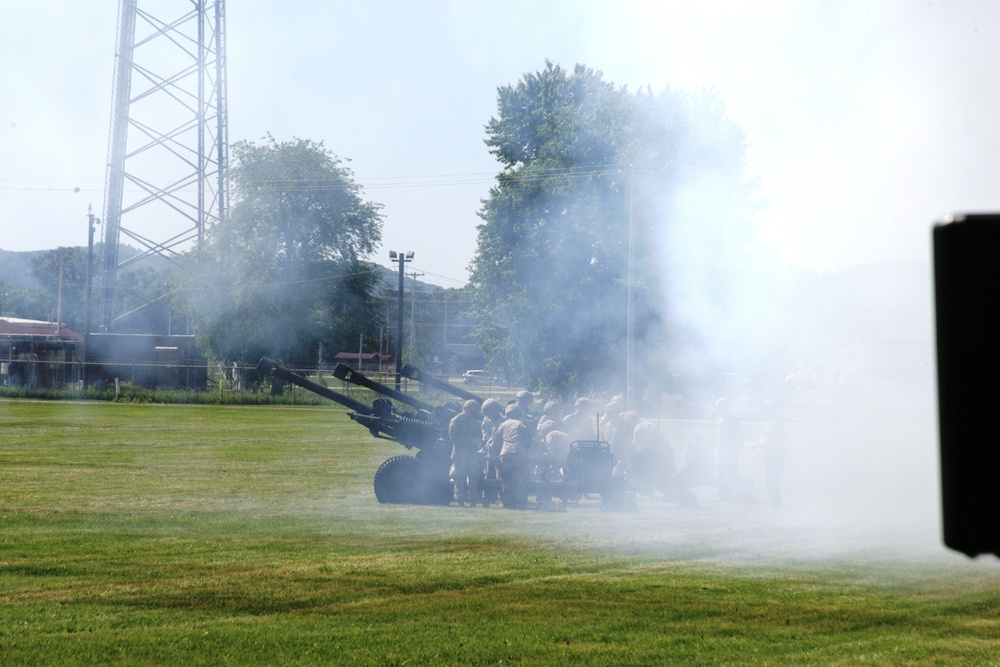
[0,247,446,294]
[792,259,933,343]
[0,245,174,289]
[0,249,44,287]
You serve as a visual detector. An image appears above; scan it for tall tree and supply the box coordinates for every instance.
[28,247,88,329]
[629,87,767,382]
[174,136,384,367]
[0,281,49,323]
[469,63,761,397]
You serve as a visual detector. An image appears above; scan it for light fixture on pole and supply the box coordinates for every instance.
[389,250,414,391]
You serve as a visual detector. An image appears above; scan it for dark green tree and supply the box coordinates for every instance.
[628,87,767,384]
[28,247,88,330]
[469,63,762,397]
[174,136,384,368]
[470,63,635,395]
[114,265,181,334]
[0,281,49,322]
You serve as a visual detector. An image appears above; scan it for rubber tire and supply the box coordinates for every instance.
[373,455,424,504]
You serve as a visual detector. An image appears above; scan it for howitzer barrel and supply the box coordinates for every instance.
[332,363,436,413]
[257,357,374,415]
[401,363,483,403]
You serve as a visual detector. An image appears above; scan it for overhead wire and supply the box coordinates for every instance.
[0,161,684,194]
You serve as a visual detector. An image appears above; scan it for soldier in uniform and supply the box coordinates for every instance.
[562,397,597,443]
[612,410,641,477]
[504,390,534,423]
[480,398,505,506]
[449,399,483,507]
[496,405,533,509]
[755,400,786,509]
[714,398,747,502]
[544,430,572,477]
[629,421,695,507]
[536,400,564,440]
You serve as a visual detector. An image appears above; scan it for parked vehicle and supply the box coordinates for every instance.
[462,369,497,386]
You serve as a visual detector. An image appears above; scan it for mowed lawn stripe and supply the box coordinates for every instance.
[1,399,998,665]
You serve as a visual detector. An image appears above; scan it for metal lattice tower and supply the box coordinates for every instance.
[100,0,227,329]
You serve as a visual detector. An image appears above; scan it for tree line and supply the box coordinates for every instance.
[8,61,767,398]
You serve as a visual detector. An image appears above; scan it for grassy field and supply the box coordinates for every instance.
[1,399,998,665]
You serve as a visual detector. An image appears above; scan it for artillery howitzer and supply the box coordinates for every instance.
[257,357,632,509]
[257,357,462,505]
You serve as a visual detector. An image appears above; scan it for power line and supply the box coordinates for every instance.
[0,161,699,194]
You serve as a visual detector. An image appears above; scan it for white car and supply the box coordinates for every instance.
[463,370,497,386]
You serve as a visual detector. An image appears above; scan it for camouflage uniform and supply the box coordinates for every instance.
[713,399,746,501]
[757,404,786,509]
[562,398,597,443]
[496,418,532,509]
[480,399,505,505]
[504,390,534,424]
[449,401,483,506]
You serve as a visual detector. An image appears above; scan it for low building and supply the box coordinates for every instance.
[0,318,83,387]
[86,333,207,389]
[443,343,486,374]
[331,352,392,374]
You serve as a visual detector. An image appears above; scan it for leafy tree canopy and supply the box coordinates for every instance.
[469,62,762,398]
[27,247,88,329]
[174,136,385,368]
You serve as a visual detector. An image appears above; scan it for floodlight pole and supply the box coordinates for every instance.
[389,250,413,391]
[83,206,99,391]
[626,167,635,412]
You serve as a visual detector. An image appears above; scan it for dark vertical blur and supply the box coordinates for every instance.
[934,213,1000,557]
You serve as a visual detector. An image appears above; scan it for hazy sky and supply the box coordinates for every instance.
[2,1,998,287]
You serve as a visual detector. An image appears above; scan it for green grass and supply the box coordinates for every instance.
[0,400,997,665]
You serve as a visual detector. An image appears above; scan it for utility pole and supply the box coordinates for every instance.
[408,271,424,368]
[626,165,636,412]
[56,256,64,335]
[84,207,99,390]
[389,250,413,391]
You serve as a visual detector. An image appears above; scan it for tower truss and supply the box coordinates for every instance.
[100,0,227,329]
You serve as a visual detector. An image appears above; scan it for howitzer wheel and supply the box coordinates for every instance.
[373,455,425,504]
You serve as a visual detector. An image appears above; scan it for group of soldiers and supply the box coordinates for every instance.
[446,391,535,509]
[448,389,787,511]
[713,398,785,509]
[446,391,686,509]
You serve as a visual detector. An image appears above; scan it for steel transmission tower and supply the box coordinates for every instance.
[100,0,228,329]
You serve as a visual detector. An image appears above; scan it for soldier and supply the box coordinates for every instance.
[714,398,747,502]
[544,430,572,477]
[536,400,564,440]
[504,390,534,423]
[599,401,623,444]
[756,400,786,509]
[562,397,597,443]
[612,411,641,477]
[480,398,505,506]
[496,406,533,509]
[449,399,483,507]
[629,421,695,507]
[600,402,624,473]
